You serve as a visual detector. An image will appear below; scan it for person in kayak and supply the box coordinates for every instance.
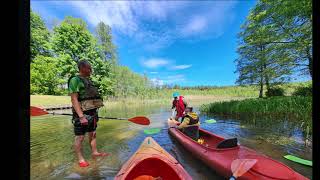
[171,92,187,122]
[170,106,200,141]
[68,60,109,167]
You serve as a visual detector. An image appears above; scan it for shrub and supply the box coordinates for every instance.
[292,86,312,96]
[266,87,285,97]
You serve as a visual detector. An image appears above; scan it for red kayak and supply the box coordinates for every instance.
[168,121,309,180]
[115,137,192,180]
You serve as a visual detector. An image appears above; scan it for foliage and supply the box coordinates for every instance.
[235,0,312,98]
[31,55,65,95]
[200,96,312,133]
[95,22,117,64]
[292,85,312,97]
[30,10,51,60]
[265,87,285,97]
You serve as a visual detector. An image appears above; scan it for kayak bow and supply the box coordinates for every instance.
[115,137,192,180]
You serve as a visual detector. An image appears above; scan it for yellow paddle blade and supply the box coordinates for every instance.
[231,159,257,178]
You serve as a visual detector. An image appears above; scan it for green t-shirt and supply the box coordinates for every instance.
[68,76,85,96]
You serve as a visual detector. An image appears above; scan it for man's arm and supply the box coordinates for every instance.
[69,77,88,124]
[177,118,190,129]
[70,93,84,118]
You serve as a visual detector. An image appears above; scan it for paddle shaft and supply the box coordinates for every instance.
[48,112,129,120]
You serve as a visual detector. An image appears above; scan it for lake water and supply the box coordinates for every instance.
[31,102,312,179]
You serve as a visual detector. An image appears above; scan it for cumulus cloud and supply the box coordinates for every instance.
[52,1,238,51]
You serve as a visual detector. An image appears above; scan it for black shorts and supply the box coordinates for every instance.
[72,109,99,136]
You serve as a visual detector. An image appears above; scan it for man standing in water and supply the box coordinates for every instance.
[68,60,108,167]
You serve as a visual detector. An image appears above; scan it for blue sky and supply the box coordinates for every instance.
[31,0,309,87]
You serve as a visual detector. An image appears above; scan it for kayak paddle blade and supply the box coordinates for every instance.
[231,159,257,178]
[143,128,161,135]
[284,155,312,166]
[30,106,49,116]
[128,116,150,126]
[205,119,217,123]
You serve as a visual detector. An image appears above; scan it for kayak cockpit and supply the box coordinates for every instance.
[125,157,182,180]
[198,129,239,150]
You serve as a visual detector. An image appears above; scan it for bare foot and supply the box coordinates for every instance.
[92,152,109,157]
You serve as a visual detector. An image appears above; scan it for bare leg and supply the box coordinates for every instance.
[74,135,86,162]
[89,131,109,157]
[88,131,98,154]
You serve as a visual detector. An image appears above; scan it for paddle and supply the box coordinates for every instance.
[146,118,217,134]
[205,119,217,123]
[284,155,312,166]
[143,128,161,135]
[229,159,257,180]
[30,106,150,126]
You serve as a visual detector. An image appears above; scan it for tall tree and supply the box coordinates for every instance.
[51,17,113,96]
[248,0,312,78]
[235,0,311,97]
[31,56,64,95]
[30,10,51,60]
[95,22,117,64]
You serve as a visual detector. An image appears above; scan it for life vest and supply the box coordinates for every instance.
[181,112,199,125]
[181,112,200,141]
[175,96,185,118]
[68,75,104,112]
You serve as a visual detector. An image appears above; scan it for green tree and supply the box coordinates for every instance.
[51,16,113,96]
[31,55,64,95]
[95,22,117,64]
[30,10,51,60]
[247,0,312,78]
[235,0,311,97]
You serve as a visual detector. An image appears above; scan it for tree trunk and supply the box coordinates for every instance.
[259,65,264,98]
[259,45,265,98]
[259,79,264,98]
[306,46,312,79]
[264,62,270,91]
[308,56,312,79]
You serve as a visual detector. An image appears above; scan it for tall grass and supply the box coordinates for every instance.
[31,81,311,107]
[200,96,312,134]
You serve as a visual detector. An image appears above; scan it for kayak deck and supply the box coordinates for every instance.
[125,157,183,180]
[115,137,192,180]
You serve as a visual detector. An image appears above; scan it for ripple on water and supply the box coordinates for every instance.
[31,105,312,179]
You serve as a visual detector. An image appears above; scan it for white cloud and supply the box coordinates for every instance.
[67,1,138,36]
[171,64,192,70]
[181,16,207,36]
[150,78,164,86]
[142,58,169,68]
[39,1,238,51]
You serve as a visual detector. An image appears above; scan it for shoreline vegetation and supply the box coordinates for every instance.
[32,81,312,136]
[200,96,311,131]
[31,81,311,106]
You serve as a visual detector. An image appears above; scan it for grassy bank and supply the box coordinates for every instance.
[200,96,312,134]
[31,81,310,106]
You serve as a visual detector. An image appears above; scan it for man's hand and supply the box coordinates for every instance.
[80,116,88,126]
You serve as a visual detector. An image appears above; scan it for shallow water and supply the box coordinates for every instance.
[31,104,312,180]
